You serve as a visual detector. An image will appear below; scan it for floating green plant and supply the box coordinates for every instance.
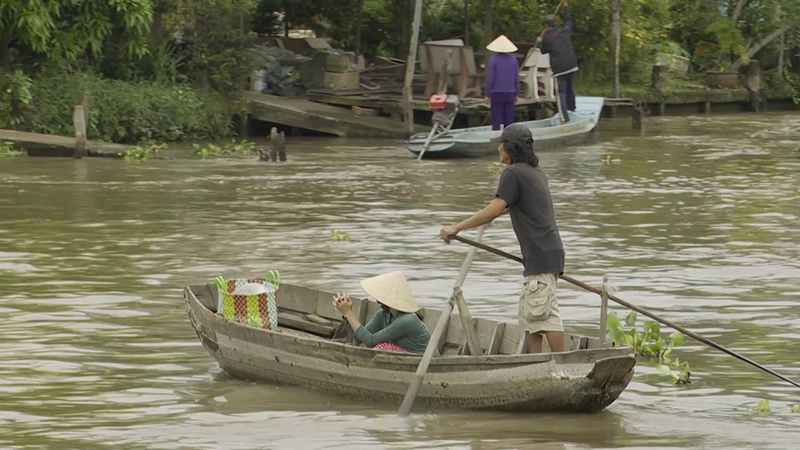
[607,311,690,384]
[330,229,351,241]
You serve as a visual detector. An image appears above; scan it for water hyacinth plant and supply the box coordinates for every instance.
[193,140,256,159]
[329,229,351,241]
[123,142,167,161]
[607,311,691,384]
[0,141,26,157]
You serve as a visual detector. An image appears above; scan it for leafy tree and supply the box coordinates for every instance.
[158,0,259,94]
[0,0,153,68]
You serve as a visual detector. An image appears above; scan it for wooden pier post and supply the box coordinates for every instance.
[73,105,87,159]
[599,276,609,345]
[611,0,621,100]
[80,92,90,129]
[269,127,278,161]
[747,60,762,112]
[402,0,424,136]
[268,127,287,162]
[632,106,644,134]
[278,131,287,161]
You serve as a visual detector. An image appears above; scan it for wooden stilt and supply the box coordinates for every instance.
[632,107,644,134]
[269,127,279,161]
[278,131,287,161]
[73,105,87,159]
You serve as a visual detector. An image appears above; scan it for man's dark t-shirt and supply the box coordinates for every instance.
[495,163,565,276]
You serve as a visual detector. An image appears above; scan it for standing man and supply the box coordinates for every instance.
[439,124,565,354]
[537,0,578,123]
[485,35,521,130]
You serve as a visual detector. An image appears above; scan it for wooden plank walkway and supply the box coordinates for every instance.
[243,91,425,138]
[0,129,128,157]
[306,90,553,114]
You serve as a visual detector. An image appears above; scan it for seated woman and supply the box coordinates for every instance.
[333,271,436,354]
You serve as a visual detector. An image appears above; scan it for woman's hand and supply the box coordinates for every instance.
[333,293,353,315]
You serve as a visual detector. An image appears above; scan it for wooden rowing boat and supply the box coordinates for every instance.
[404,96,605,158]
[185,281,635,413]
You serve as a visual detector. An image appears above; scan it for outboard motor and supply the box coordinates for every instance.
[429,94,459,130]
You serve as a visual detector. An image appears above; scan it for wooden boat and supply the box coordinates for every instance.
[405,96,605,158]
[185,281,635,413]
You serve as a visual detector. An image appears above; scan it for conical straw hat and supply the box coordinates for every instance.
[360,271,419,313]
[486,35,518,53]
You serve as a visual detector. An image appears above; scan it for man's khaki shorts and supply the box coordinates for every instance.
[518,272,563,334]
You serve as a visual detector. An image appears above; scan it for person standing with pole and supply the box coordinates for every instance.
[439,124,566,354]
[484,35,521,131]
[537,0,578,123]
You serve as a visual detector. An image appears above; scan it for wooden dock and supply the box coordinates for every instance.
[306,90,555,127]
[243,91,426,138]
[0,129,128,157]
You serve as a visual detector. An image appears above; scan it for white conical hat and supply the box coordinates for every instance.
[486,35,518,53]
[360,271,419,313]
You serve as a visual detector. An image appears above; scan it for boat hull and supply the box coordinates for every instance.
[185,283,635,413]
[405,96,605,159]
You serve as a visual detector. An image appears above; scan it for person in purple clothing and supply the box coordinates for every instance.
[484,35,520,131]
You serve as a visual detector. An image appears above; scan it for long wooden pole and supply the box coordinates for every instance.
[611,0,621,99]
[483,0,492,45]
[355,0,363,57]
[463,0,469,46]
[536,0,566,41]
[398,226,486,417]
[449,235,800,389]
[778,31,786,76]
[403,0,424,136]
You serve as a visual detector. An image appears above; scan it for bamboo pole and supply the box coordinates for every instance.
[463,0,469,47]
[356,0,363,57]
[403,0,424,136]
[611,0,621,99]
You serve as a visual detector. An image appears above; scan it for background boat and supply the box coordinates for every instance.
[405,97,605,158]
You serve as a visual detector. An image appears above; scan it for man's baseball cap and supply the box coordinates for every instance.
[492,123,534,147]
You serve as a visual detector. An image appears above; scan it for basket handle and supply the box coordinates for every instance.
[266,269,280,289]
[215,276,227,292]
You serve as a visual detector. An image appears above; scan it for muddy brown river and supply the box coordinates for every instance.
[1,112,799,449]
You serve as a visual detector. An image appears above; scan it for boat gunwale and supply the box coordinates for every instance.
[185,284,632,371]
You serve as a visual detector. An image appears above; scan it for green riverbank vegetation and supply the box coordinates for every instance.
[1,0,798,147]
[0,141,26,157]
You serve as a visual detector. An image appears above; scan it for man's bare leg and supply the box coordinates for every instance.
[544,330,565,352]
[525,332,543,353]
[525,330,566,353]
